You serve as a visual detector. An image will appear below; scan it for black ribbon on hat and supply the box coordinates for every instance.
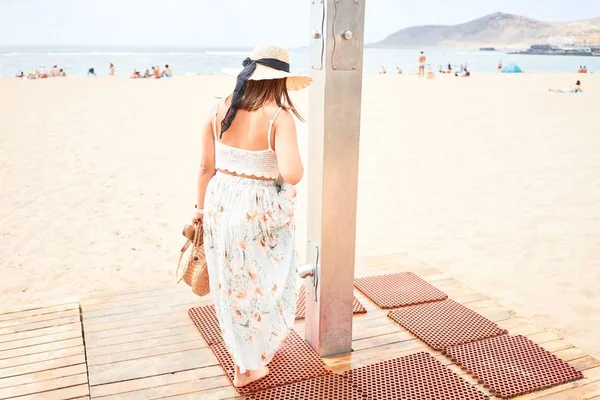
[220,57,290,138]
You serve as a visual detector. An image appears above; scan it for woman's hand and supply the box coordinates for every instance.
[191,212,203,225]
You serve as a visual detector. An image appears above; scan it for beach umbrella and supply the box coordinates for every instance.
[501,62,523,73]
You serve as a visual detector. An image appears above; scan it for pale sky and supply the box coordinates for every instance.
[1,0,599,47]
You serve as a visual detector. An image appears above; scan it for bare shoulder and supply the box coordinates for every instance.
[275,107,295,130]
[215,98,228,115]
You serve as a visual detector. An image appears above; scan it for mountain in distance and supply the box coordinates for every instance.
[372,12,600,49]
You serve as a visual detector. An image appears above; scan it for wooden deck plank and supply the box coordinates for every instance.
[160,385,239,400]
[94,376,230,400]
[539,339,577,354]
[89,366,223,398]
[0,316,81,337]
[0,329,82,353]
[80,287,186,307]
[295,313,407,339]
[0,346,85,370]
[541,381,600,399]
[86,331,201,358]
[514,366,600,400]
[81,291,203,313]
[0,338,83,361]
[552,346,588,361]
[530,380,600,400]
[0,364,87,390]
[351,331,416,352]
[82,300,206,324]
[88,348,216,386]
[2,384,89,399]
[85,325,199,350]
[82,284,182,300]
[84,317,192,344]
[0,309,80,330]
[83,308,195,333]
[571,356,600,371]
[0,373,87,399]
[349,321,405,341]
[88,339,208,367]
[0,324,80,346]
[0,354,86,379]
[0,304,78,324]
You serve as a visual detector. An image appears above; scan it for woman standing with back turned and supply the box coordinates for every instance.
[191,44,312,387]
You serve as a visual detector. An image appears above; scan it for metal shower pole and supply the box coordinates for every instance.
[301,0,366,357]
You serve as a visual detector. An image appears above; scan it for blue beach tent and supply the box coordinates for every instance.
[501,62,523,73]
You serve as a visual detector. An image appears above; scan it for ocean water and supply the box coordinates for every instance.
[1,46,599,77]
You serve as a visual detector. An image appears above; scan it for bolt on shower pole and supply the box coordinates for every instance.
[302,0,366,357]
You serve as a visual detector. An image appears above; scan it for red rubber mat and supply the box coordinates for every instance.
[188,305,222,345]
[354,272,447,309]
[443,335,584,399]
[211,330,332,395]
[295,285,367,320]
[343,352,489,400]
[387,299,507,350]
[243,373,361,399]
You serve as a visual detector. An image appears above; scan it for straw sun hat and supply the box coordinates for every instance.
[224,43,312,91]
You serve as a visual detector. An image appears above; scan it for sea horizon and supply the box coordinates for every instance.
[1,45,599,77]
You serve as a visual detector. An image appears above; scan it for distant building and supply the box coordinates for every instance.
[587,33,600,45]
[548,35,575,46]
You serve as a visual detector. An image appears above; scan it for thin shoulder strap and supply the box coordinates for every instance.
[267,107,283,150]
[212,101,220,141]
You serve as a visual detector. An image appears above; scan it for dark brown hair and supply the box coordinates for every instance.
[226,78,304,121]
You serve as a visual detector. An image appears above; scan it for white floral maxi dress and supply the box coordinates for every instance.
[203,172,298,373]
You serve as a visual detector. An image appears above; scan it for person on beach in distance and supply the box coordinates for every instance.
[153,66,160,79]
[37,65,49,79]
[396,66,402,74]
[109,63,115,76]
[191,43,311,388]
[380,65,387,74]
[550,80,582,93]
[498,61,503,72]
[87,68,96,76]
[418,51,426,78]
[161,64,172,78]
[50,65,60,77]
[427,66,435,79]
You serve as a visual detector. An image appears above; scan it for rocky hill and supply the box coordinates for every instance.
[372,12,600,49]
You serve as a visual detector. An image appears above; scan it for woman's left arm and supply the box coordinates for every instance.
[192,115,217,224]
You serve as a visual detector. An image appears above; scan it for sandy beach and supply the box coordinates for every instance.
[1,73,599,360]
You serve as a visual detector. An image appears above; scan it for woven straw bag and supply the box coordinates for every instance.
[176,223,210,297]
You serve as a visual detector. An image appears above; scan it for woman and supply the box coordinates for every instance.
[191,43,311,388]
[109,63,115,76]
[550,80,582,93]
